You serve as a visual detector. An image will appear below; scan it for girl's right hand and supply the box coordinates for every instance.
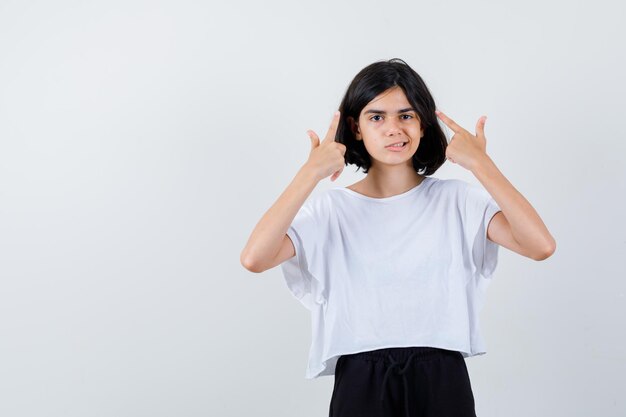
[304,111,346,182]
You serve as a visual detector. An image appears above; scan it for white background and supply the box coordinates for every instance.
[1,0,625,416]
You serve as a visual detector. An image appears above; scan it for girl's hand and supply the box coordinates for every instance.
[304,111,346,182]
[435,110,489,172]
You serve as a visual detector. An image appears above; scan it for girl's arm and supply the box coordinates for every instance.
[240,165,319,273]
[472,154,556,260]
[241,111,346,273]
[435,110,556,260]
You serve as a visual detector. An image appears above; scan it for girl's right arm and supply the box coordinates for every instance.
[240,111,346,273]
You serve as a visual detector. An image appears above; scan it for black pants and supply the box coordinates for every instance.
[329,346,477,417]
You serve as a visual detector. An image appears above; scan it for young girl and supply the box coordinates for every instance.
[241,58,555,417]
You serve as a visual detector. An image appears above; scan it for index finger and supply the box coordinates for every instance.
[322,111,341,143]
[435,110,466,134]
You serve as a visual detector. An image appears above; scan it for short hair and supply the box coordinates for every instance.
[336,58,447,175]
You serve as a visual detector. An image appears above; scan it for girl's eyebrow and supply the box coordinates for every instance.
[363,107,416,115]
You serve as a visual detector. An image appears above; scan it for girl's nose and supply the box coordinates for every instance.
[386,120,402,135]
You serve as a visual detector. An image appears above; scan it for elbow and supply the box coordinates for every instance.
[533,240,557,261]
[241,258,260,273]
[239,250,267,274]
[240,250,264,273]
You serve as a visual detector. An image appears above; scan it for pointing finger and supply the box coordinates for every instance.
[435,110,465,134]
[323,111,341,144]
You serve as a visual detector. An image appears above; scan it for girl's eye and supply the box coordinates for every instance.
[370,114,414,121]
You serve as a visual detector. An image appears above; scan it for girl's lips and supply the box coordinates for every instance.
[385,142,407,151]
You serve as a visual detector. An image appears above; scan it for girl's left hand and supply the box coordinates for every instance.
[435,110,489,172]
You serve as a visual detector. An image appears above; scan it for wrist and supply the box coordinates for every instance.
[470,153,493,175]
[298,163,322,184]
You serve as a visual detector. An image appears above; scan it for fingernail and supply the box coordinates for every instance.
[334,111,340,117]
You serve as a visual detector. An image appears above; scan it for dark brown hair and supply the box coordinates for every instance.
[336,58,447,175]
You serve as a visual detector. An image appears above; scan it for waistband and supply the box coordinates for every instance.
[342,346,460,363]
[337,346,463,417]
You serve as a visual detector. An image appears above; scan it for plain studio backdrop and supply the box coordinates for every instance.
[0,0,625,416]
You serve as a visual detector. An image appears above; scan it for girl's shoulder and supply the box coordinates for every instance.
[428,177,473,194]
[298,188,334,218]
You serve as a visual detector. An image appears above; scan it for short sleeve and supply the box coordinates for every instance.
[280,196,327,311]
[463,183,502,279]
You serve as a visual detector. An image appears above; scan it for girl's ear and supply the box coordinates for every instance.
[348,116,362,140]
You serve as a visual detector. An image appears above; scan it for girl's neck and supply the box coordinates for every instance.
[348,171,425,199]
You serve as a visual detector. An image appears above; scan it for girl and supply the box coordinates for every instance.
[241,58,555,417]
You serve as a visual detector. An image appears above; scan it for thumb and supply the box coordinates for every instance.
[307,130,320,151]
[475,116,487,138]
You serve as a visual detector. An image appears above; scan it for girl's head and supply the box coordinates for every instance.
[336,58,447,175]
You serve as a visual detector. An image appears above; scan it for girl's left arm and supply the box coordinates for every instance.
[471,153,556,261]
[434,109,556,261]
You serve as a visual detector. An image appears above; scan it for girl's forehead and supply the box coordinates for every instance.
[361,92,414,116]
[365,87,410,108]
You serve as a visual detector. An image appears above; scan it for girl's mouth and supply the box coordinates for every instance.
[385,141,408,151]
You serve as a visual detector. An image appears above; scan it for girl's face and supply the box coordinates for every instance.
[349,86,424,169]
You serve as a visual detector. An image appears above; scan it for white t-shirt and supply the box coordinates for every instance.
[280,175,502,379]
